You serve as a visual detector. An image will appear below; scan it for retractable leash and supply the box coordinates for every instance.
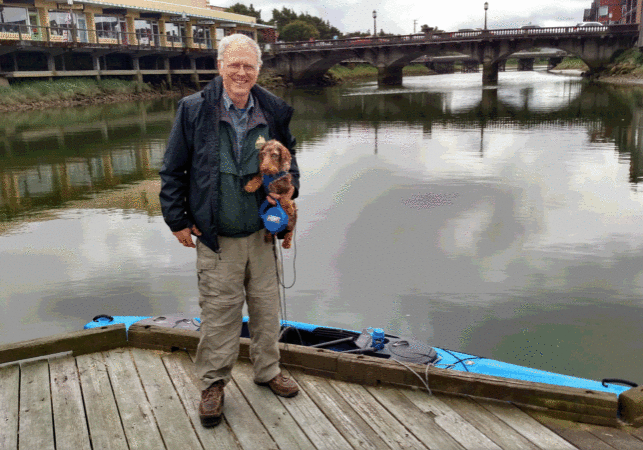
[259,193,297,340]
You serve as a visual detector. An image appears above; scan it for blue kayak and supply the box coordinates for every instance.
[85,314,635,396]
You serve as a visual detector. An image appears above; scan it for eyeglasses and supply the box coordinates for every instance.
[226,63,258,74]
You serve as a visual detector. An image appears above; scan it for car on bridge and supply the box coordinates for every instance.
[575,21,608,31]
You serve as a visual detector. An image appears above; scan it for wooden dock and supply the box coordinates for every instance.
[1,324,642,450]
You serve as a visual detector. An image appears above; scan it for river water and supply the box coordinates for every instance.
[1,70,642,384]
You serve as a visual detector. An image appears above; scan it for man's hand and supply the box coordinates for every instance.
[266,185,295,206]
[173,225,202,248]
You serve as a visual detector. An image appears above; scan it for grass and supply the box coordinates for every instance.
[327,63,433,81]
[0,78,152,106]
[553,57,590,71]
[328,64,377,80]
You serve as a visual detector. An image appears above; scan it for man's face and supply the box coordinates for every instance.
[218,42,260,103]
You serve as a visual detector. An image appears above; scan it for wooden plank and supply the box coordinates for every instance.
[102,348,166,450]
[276,367,355,450]
[0,364,19,450]
[288,369,391,450]
[583,422,643,450]
[231,362,315,450]
[441,395,543,450]
[632,426,643,442]
[49,355,92,450]
[372,384,498,450]
[523,409,620,450]
[130,347,203,450]
[162,351,243,450]
[515,405,618,427]
[19,360,54,450]
[128,323,200,351]
[474,397,579,450]
[0,324,126,364]
[76,353,129,450]
[223,377,280,450]
[335,353,617,411]
[127,326,617,424]
[329,378,429,450]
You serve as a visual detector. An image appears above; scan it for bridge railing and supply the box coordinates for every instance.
[272,24,640,52]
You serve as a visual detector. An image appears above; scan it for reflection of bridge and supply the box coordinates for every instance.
[263,25,640,86]
[281,84,642,183]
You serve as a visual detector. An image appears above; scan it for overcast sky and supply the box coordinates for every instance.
[213,0,591,35]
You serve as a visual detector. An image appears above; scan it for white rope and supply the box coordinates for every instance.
[391,356,442,396]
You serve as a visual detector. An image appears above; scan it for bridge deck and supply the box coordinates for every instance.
[3,346,643,450]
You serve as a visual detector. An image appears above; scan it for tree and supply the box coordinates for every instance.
[280,20,319,42]
[270,7,299,30]
[226,3,263,23]
[270,7,342,40]
[420,24,443,33]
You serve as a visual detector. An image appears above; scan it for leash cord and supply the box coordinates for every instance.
[391,358,438,396]
[275,228,298,348]
[276,226,297,289]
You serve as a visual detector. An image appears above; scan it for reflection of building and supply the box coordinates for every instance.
[0,141,166,215]
[585,0,641,24]
[0,104,171,217]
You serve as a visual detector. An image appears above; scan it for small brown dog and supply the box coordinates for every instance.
[244,139,297,249]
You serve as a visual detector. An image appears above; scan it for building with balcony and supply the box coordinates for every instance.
[0,0,266,47]
[0,0,271,85]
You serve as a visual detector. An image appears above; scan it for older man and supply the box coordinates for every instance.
[159,33,300,428]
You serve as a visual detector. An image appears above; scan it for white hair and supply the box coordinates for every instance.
[217,34,262,68]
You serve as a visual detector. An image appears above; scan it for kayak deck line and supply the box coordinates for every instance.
[0,328,642,450]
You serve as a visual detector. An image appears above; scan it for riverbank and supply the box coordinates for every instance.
[3,54,643,112]
[0,79,182,112]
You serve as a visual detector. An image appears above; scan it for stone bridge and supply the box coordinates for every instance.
[262,24,640,86]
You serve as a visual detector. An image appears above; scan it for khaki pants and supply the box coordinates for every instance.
[195,231,281,390]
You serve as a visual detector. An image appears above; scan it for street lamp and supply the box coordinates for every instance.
[484,2,489,31]
[373,10,377,37]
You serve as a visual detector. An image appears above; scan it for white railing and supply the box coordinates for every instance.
[272,24,639,52]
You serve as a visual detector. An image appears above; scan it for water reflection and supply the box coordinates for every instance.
[284,77,641,184]
[0,99,174,223]
[2,73,643,384]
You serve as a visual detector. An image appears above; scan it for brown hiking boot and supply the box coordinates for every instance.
[199,380,224,427]
[256,372,299,398]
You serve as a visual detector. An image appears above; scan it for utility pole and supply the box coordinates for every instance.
[414,20,417,34]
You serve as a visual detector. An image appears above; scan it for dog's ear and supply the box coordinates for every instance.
[279,144,291,172]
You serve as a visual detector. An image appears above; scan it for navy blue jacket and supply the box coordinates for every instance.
[159,76,300,252]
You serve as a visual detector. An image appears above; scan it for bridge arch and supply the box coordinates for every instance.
[263,26,639,86]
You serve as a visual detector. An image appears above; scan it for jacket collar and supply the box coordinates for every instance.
[203,76,290,119]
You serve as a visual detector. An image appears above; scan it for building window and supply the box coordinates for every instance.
[236,30,254,39]
[193,25,212,48]
[1,6,29,33]
[135,19,158,45]
[165,22,185,45]
[95,15,119,40]
[48,11,88,42]
[598,6,609,17]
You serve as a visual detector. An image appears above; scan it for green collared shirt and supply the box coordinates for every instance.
[222,89,255,162]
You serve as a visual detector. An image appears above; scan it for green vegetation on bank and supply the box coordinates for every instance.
[553,57,590,71]
[0,78,152,106]
[328,63,433,81]
[604,48,643,75]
